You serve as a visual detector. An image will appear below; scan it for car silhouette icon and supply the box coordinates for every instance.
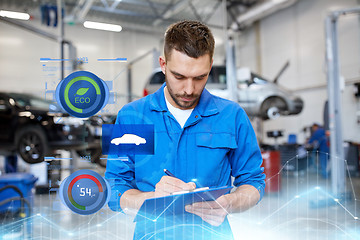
[111,134,146,146]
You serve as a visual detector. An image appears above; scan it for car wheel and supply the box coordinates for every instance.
[266,106,281,119]
[16,126,48,164]
[261,97,287,120]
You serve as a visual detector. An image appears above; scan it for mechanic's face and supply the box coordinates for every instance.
[160,49,212,110]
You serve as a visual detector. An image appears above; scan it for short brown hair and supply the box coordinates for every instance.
[164,20,215,62]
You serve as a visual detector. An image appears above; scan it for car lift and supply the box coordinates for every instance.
[310,6,360,208]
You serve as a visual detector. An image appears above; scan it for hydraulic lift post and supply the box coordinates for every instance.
[325,7,360,198]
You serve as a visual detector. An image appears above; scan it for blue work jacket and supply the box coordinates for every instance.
[105,83,265,239]
[308,128,329,153]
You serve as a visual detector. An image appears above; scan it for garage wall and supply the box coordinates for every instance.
[236,0,360,144]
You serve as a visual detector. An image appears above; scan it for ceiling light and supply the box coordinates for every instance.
[0,10,30,20]
[83,21,122,32]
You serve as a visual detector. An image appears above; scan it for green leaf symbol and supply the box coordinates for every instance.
[75,88,89,96]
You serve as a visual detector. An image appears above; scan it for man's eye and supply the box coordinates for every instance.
[175,76,184,80]
[195,77,205,81]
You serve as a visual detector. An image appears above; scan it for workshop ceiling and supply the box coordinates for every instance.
[0,0,262,32]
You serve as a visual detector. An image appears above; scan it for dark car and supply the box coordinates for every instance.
[0,92,99,164]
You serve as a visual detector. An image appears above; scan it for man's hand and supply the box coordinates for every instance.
[185,185,261,226]
[121,176,196,212]
[155,176,196,197]
[120,176,195,213]
[185,194,231,226]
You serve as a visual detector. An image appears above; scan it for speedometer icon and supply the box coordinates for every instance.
[59,169,111,215]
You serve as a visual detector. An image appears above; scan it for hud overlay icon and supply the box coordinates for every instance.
[59,169,111,215]
[56,71,109,118]
[102,124,154,155]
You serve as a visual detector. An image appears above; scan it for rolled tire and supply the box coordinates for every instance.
[15,126,48,164]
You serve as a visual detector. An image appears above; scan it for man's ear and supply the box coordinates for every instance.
[159,56,166,74]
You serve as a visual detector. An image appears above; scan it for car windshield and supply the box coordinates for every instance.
[9,93,62,112]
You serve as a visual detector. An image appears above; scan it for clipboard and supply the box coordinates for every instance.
[133,186,233,222]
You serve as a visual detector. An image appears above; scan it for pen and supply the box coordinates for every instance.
[164,169,176,177]
[163,169,209,195]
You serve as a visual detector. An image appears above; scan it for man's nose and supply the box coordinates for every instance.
[184,79,195,95]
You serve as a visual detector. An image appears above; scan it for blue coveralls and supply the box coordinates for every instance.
[308,127,330,178]
[105,83,265,239]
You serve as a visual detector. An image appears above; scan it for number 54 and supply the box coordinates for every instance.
[80,188,92,196]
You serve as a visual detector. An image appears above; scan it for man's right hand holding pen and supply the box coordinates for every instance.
[154,175,196,198]
[120,169,196,212]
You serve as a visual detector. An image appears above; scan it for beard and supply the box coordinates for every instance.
[165,76,201,110]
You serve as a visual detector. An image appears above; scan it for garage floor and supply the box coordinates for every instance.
[1,160,359,240]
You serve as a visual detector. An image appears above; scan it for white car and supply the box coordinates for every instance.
[143,66,303,120]
[111,134,146,146]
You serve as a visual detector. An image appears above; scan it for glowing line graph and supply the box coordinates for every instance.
[126,197,180,222]
[34,214,72,234]
[344,159,358,202]
[1,151,359,239]
[129,150,359,237]
[0,214,71,237]
[1,191,357,240]
[189,181,232,216]
[264,150,359,200]
[0,212,132,239]
[257,195,303,225]
[94,212,123,225]
[318,189,358,220]
[86,212,97,224]
[256,186,359,225]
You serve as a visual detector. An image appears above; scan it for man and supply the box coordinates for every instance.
[105,20,265,239]
[308,123,330,178]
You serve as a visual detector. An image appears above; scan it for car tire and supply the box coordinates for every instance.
[15,125,48,164]
[261,97,287,120]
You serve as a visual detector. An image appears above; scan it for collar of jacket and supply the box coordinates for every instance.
[149,83,219,117]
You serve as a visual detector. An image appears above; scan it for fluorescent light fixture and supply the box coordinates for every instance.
[83,21,122,32]
[0,10,30,20]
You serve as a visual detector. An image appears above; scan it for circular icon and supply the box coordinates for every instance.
[59,169,111,215]
[55,71,109,118]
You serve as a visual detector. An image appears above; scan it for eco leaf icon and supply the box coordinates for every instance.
[75,88,89,96]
